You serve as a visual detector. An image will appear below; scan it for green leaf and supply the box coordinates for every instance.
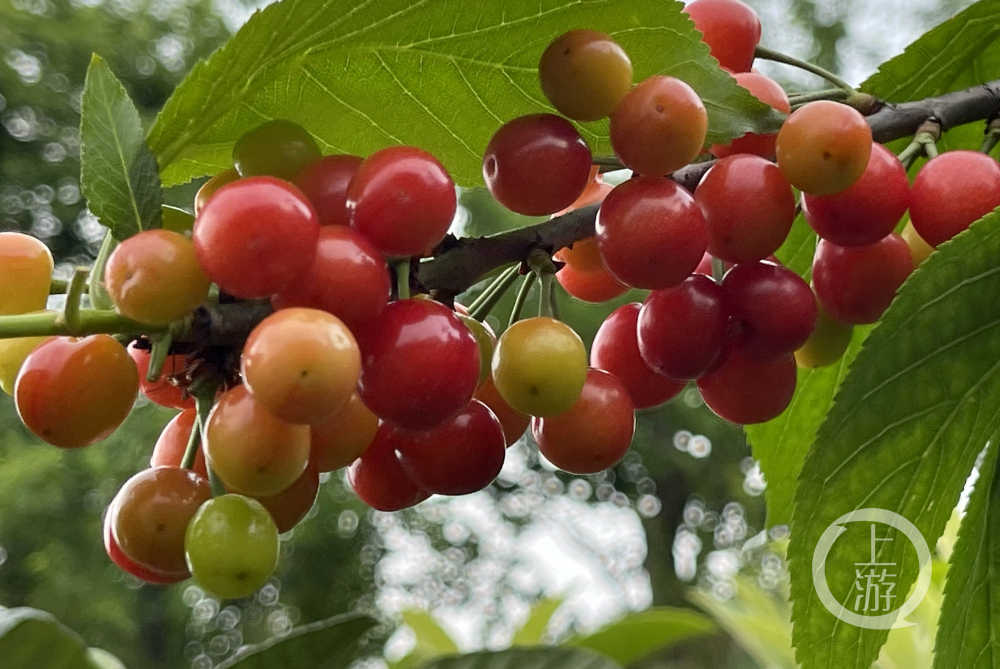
[148,0,784,187]
[80,54,162,240]
[746,327,870,528]
[566,607,716,665]
[417,647,622,669]
[861,0,1000,156]
[391,610,460,669]
[511,598,563,646]
[932,439,1000,669]
[0,607,92,669]
[775,212,816,280]
[789,210,1000,669]
[215,613,377,669]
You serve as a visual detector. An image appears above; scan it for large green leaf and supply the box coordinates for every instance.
[789,209,1000,669]
[0,607,95,669]
[861,0,1000,155]
[747,327,870,528]
[215,613,377,669]
[932,440,1000,668]
[80,55,162,240]
[148,0,783,187]
[418,647,621,669]
[566,607,716,665]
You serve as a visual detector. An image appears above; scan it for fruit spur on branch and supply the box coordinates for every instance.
[1,0,999,601]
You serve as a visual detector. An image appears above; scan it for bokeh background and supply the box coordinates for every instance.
[0,0,977,667]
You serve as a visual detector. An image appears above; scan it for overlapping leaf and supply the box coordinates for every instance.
[566,607,716,665]
[216,613,376,669]
[148,0,784,187]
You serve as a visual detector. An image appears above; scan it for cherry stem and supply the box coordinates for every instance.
[508,273,537,329]
[393,260,411,300]
[49,278,70,294]
[711,257,726,283]
[754,45,855,93]
[526,248,559,320]
[788,88,849,105]
[467,264,520,321]
[88,230,116,311]
[0,308,166,339]
[179,412,201,471]
[592,155,625,171]
[146,333,173,383]
[980,117,1000,155]
[60,267,90,332]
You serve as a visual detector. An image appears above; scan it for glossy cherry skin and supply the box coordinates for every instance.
[103,511,186,585]
[538,30,633,122]
[474,375,530,446]
[232,119,321,181]
[483,114,592,216]
[0,334,52,396]
[394,400,506,495]
[110,466,211,577]
[194,168,239,215]
[355,298,480,430]
[194,176,319,299]
[775,101,872,196]
[683,0,762,72]
[348,146,457,258]
[294,154,363,226]
[243,461,319,534]
[556,264,629,303]
[637,274,728,380]
[533,368,635,475]
[609,76,707,177]
[711,72,791,158]
[241,308,361,424]
[722,261,817,361]
[310,392,379,472]
[695,154,796,264]
[591,303,686,410]
[909,151,1000,247]
[812,234,913,325]
[801,143,910,247]
[795,305,853,369]
[0,232,53,316]
[127,341,194,411]
[901,221,935,267]
[204,385,311,497]
[271,225,390,333]
[348,424,429,511]
[16,335,138,448]
[697,349,797,424]
[151,408,209,479]
[596,176,708,289]
[556,235,606,275]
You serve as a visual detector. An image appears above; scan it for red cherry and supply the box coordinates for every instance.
[684,0,762,72]
[355,299,480,430]
[294,154,363,226]
[348,424,429,511]
[909,151,1000,247]
[347,146,456,258]
[533,368,635,475]
[591,304,686,410]
[150,408,209,480]
[103,512,186,585]
[127,341,194,411]
[812,234,913,325]
[394,400,506,495]
[697,349,797,424]
[711,72,791,158]
[556,264,629,303]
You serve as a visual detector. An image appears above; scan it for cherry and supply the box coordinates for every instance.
[184,494,280,600]
[204,385,311,497]
[683,0,762,73]
[103,511,186,586]
[697,349,797,424]
[775,100,872,196]
[812,234,913,325]
[722,261,817,360]
[0,334,51,396]
[637,274,728,380]
[355,298,480,430]
[556,264,629,303]
[271,225,390,333]
[492,316,588,417]
[909,151,1000,247]
[458,314,496,386]
[246,461,319,534]
[293,154,363,226]
[241,308,361,425]
[711,72,790,158]
[348,146,457,258]
[194,176,319,299]
[538,30,633,122]
[0,232,53,316]
[695,154,796,264]
[151,407,209,479]
[232,119,321,181]
[795,305,853,369]
[595,176,708,289]
[591,303,686,410]
[474,375,530,446]
[110,466,210,578]
[394,399,506,495]
[533,368,635,475]
[610,76,707,176]
[16,335,138,448]
[310,392,379,472]
[347,425,429,511]
[801,143,910,247]
[555,236,605,275]
[194,168,239,215]
[483,114,592,216]
[901,221,935,267]
[127,341,194,411]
